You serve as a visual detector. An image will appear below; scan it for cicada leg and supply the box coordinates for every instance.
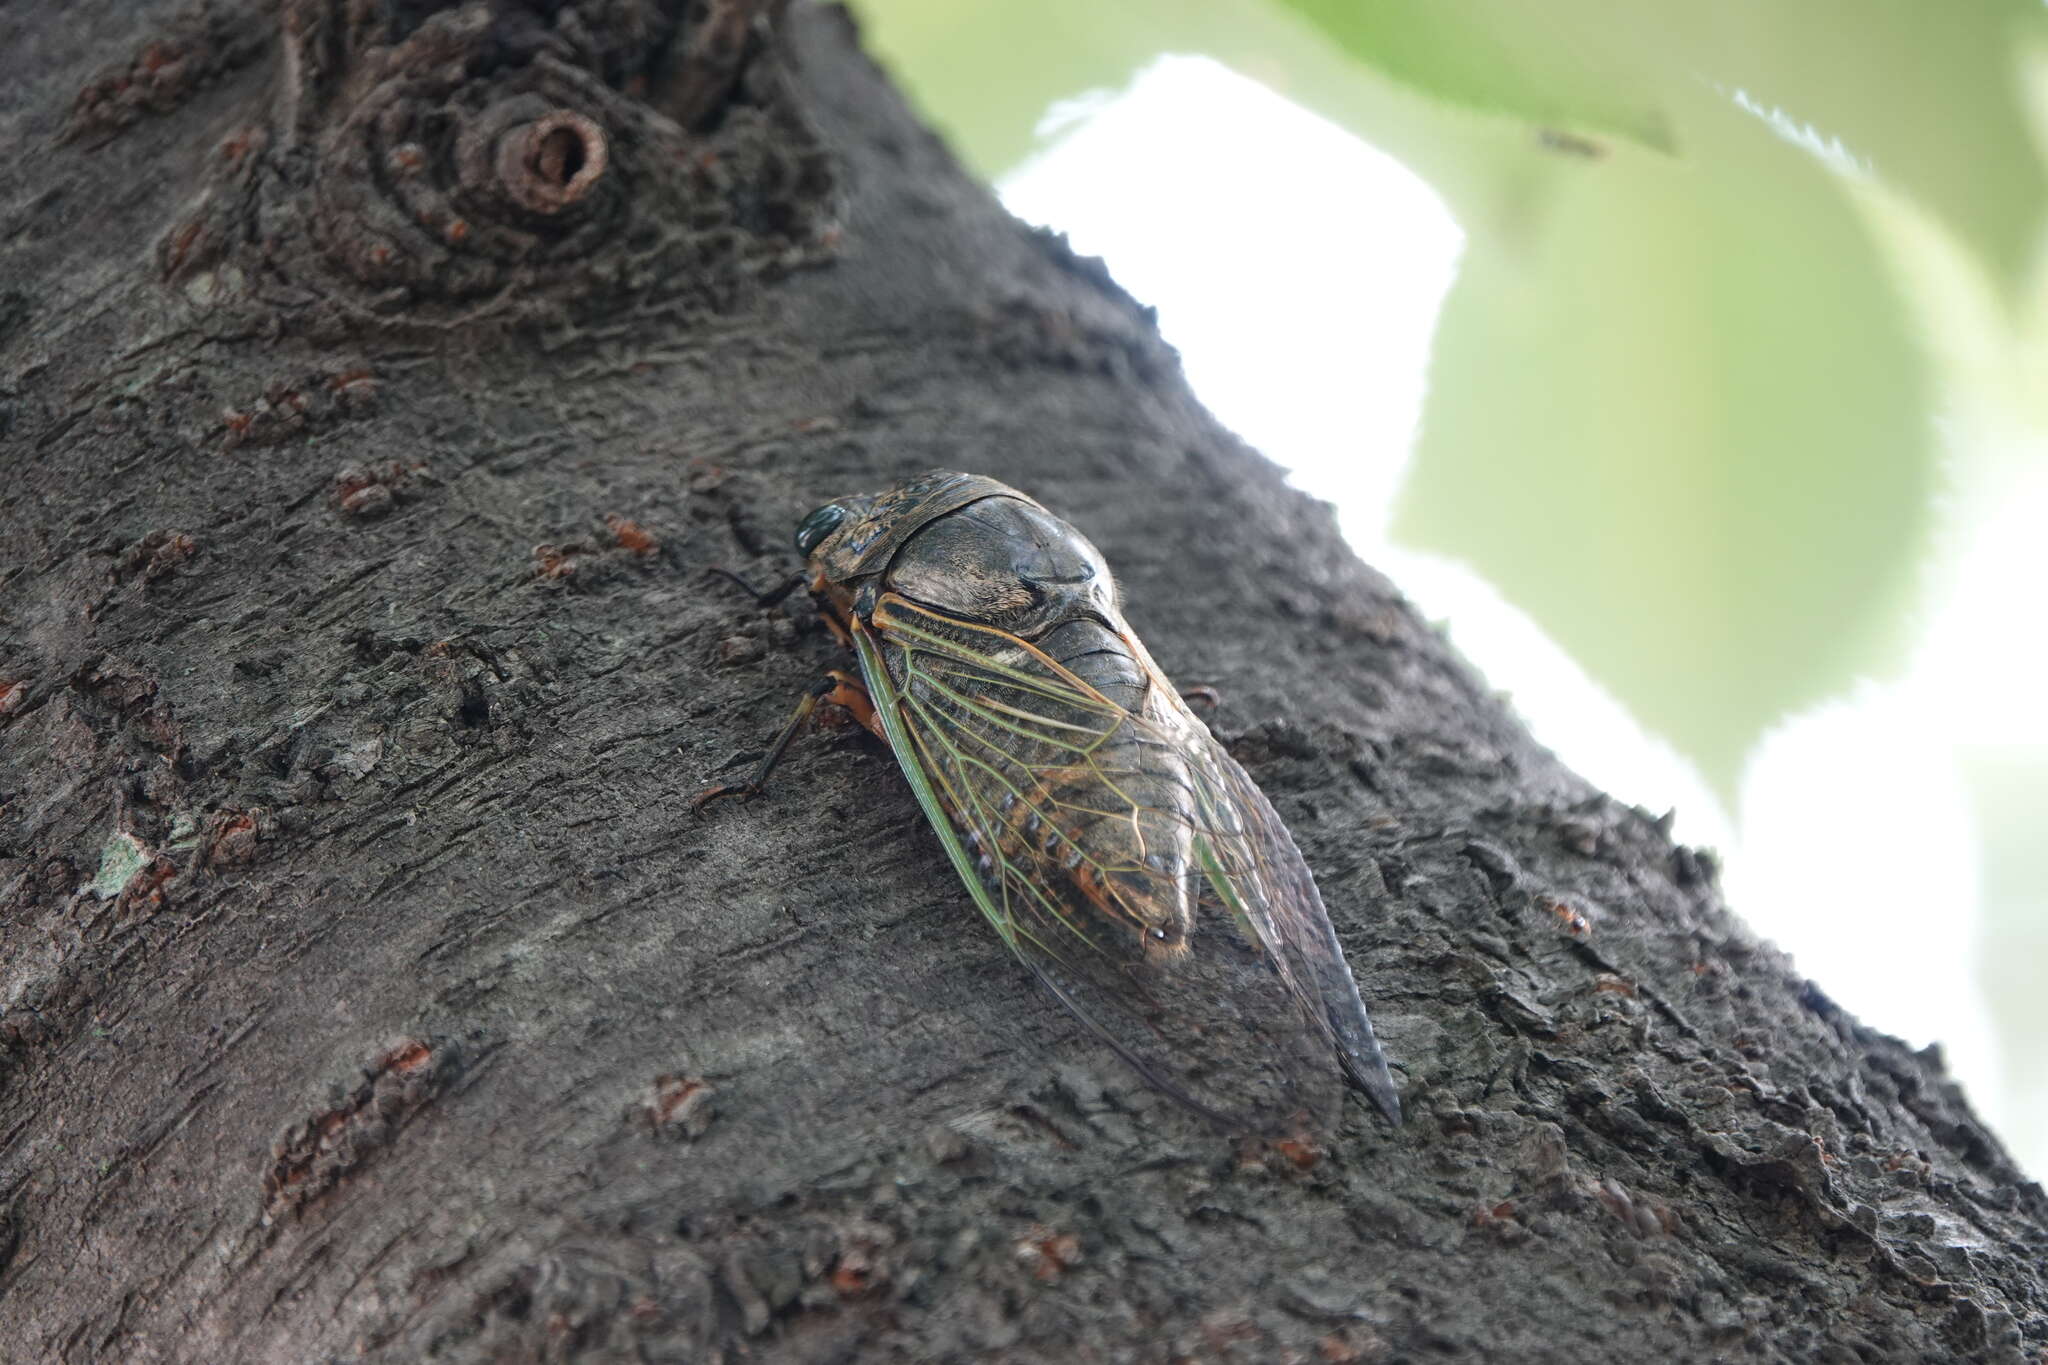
[822,670,880,738]
[704,567,808,609]
[690,670,878,812]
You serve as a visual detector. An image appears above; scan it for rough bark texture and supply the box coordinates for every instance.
[2,3,2044,1362]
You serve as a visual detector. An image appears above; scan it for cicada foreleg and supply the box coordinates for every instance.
[689,670,879,813]
[703,566,809,609]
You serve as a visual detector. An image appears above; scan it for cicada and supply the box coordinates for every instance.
[701,471,1401,1134]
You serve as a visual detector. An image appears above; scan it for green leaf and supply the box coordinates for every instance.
[1289,3,2042,793]
[1272,0,1672,153]
[1393,100,1931,797]
[1272,0,2048,296]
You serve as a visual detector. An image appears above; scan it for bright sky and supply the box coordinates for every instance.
[999,54,2025,1169]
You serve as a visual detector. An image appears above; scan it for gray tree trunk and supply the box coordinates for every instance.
[3,3,2043,1361]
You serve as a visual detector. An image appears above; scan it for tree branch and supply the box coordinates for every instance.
[1,2,2041,1360]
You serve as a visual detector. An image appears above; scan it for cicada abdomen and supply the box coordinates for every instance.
[731,472,1401,1135]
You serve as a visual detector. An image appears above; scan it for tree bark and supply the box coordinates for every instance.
[2,3,2043,1361]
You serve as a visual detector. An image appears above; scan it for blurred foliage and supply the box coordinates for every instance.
[850,0,2048,799]
[1278,0,1672,153]
[1391,103,1929,797]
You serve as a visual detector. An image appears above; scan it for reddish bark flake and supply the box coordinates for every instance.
[830,1250,878,1297]
[117,855,178,915]
[1548,899,1592,940]
[1015,1227,1081,1282]
[1319,1327,1388,1363]
[382,1040,434,1074]
[204,810,260,868]
[326,367,377,398]
[643,1075,715,1139]
[1471,1201,1516,1229]
[263,1037,452,1220]
[218,127,260,162]
[1272,1137,1323,1170]
[166,219,206,273]
[533,543,580,580]
[606,514,658,555]
[333,462,420,519]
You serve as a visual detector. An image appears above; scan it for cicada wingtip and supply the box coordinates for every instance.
[1345,1051,1403,1127]
[1370,1079,1404,1128]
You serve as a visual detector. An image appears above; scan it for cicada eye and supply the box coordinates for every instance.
[793,503,847,557]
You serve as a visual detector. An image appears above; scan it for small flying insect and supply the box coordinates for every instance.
[698,471,1401,1134]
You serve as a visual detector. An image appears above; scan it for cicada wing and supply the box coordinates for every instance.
[852,603,1346,1137]
[1006,889,1346,1135]
[1179,730,1403,1124]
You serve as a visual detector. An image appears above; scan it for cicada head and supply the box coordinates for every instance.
[792,498,862,561]
[796,470,1032,595]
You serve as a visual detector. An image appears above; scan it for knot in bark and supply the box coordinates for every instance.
[445,93,616,231]
[156,0,837,328]
[495,110,609,214]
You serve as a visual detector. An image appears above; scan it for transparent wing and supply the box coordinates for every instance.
[854,594,1398,1135]
[1181,734,1403,1124]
